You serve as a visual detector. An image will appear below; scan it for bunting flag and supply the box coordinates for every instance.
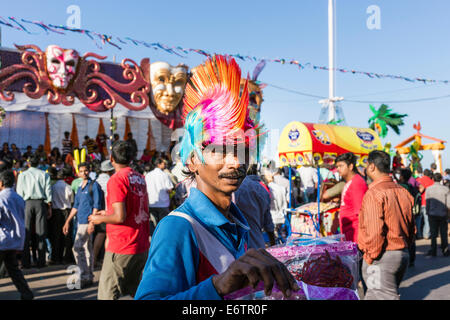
[1,15,449,85]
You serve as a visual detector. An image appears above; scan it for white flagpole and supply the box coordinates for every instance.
[328,0,336,122]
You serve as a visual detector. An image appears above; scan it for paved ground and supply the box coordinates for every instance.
[0,238,448,300]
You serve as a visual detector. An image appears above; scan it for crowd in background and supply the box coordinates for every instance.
[0,132,449,300]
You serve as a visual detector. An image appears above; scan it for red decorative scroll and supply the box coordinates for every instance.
[0,44,150,112]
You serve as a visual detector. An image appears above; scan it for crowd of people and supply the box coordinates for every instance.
[0,128,449,300]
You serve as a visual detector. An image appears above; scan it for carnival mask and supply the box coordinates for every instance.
[45,45,80,89]
[150,62,188,115]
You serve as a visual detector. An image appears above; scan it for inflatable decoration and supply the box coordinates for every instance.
[278,122,382,167]
[368,104,407,139]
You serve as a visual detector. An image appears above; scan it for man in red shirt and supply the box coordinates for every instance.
[416,169,434,239]
[88,140,150,300]
[335,152,368,243]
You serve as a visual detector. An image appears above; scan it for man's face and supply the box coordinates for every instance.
[365,163,376,182]
[336,161,352,181]
[78,166,90,180]
[150,62,188,115]
[45,45,79,89]
[191,144,249,196]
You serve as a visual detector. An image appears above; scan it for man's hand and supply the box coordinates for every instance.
[87,222,95,234]
[212,248,299,298]
[62,223,69,236]
[88,214,103,225]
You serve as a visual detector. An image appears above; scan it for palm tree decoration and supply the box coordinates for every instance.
[327,119,343,125]
[368,104,407,138]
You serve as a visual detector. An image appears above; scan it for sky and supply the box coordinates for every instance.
[1,0,450,169]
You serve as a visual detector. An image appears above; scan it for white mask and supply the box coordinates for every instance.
[45,45,80,89]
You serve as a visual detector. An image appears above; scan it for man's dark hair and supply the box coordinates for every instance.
[48,167,58,180]
[0,170,15,188]
[154,158,165,167]
[445,168,450,175]
[62,165,73,178]
[113,133,120,140]
[78,162,90,171]
[91,159,101,175]
[368,150,391,174]
[423,169,433,178]
[130,162,144,175]
[400,168,412,183]
[430,163,437,170]
[84,135,89,140]
[0,161,9,173]
[57,169,65,180]
[433,173,442,182]
[111,141,135,165]
[335,152,358,173]
[64,131,70,136]
[29,155,40,167]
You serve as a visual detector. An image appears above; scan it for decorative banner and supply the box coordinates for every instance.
[1,16,449,85]
[278,121,383,167]
[0,44,150,112]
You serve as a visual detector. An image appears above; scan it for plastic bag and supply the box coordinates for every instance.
[267,240,360,291]
[224,280,358,300]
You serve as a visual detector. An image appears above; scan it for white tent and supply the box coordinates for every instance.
[0,93,174,157]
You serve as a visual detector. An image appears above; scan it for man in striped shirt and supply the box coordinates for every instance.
[358,150,414,300]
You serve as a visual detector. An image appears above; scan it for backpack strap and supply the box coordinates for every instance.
[169,211,235,274]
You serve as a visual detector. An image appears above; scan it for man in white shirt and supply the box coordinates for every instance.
[49,170,73,264]
[298,165,318,203]
[145,158,174,236]
[171,159,185,184]
[264,171,288,242]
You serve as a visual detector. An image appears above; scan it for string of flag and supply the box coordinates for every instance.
[1,16,449,85]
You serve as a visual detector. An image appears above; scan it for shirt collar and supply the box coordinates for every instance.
[185,188,249,230]
[0,188,11,196]
[368,175,393,189]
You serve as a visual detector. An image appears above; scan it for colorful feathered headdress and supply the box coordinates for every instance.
[179,55,262,164]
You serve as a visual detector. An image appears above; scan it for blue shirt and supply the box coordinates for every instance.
[73,179,102,224]
[234,175,274,249]
[135,188,249,300]
[0,188,26,251]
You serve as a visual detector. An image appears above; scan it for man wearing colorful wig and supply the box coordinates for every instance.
[135,55,298,300]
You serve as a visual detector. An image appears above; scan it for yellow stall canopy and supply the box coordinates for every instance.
[278,122,383,167]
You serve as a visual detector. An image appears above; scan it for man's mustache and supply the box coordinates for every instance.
[218,169,246,179]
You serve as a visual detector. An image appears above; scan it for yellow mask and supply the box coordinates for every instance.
[150,62,188,115]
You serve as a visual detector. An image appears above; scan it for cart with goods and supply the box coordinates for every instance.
[278,121,382,240]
